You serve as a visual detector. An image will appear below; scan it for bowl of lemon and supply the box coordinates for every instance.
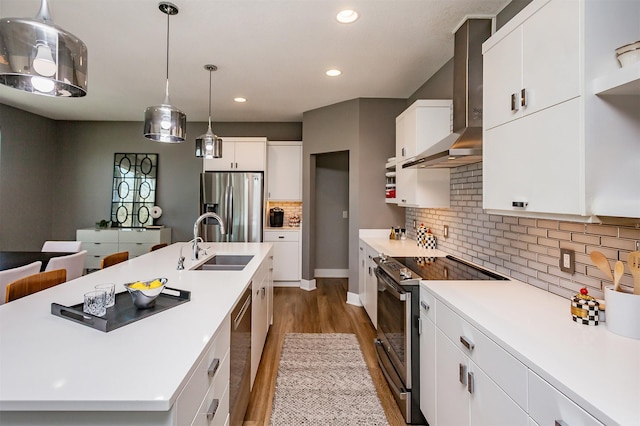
[124,278,167,309]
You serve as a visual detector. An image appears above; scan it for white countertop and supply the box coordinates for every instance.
[0,242,272,412]
[424,279,640,426]
[360,235,448,258]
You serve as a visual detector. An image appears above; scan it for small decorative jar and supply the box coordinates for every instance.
[571,288,599,326]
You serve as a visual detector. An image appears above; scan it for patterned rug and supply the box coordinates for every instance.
[270,333,389,425]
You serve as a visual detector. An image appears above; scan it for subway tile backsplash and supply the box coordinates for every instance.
[405,162,640,300]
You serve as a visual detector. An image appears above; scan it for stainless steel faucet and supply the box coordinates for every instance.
[192,212,226,260]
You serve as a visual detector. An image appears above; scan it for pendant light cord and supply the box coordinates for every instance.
[164,8,171,101]
[208,69,212,128]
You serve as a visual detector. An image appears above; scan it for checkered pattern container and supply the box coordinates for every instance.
[417,225,427,248]
[424,233,437,249]
[571,296,599,326]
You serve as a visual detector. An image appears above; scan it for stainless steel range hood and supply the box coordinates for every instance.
[403,19,492,169]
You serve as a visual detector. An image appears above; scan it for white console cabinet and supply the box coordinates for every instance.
[76,228,171,270]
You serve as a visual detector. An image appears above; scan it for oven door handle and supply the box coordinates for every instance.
[374,339,407,400]
[375,267,406,301]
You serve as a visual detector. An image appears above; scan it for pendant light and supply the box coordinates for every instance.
[0,0,88,97]
[143,2,186,143]
[195,64,223,159]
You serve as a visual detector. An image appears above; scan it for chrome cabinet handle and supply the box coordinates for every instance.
[555,421,569,426]
[460,336,475,351]
[520,88,527,108]
[511,93,519,111]
[261,287,266,297]
[230,162,233,168]
[206,398,219,422]
[207,357,220,378]
[467,371,474,394]
[420,300,429,311]
[401,147,406,157]
[278,235,285,239]
[459,363,467,385]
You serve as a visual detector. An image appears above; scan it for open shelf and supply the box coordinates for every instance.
[593,62,640,95]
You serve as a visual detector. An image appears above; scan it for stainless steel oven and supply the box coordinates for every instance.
[374,257,425,425]
[374,254,509,425]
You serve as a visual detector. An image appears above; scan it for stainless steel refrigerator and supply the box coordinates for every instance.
[200,172,264,242]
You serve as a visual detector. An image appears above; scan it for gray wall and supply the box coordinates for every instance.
[314,151,349,270]
[302,98,406,293]
[0,103,301,247]
[0,104,59,250]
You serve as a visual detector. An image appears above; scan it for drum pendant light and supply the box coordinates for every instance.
[143,2,186,143]
[0,0,88,97]
[195,64,223,159]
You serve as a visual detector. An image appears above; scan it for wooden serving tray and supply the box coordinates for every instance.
[51,287,190,332]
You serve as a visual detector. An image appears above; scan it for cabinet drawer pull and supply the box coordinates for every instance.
[511,93,519,112]
[207,357,220,378]
[401,147,406,157]
[512,201,528,208]
[460,336,475,351]
[420,300,429,311]
[520,88,527,108]
[459,363,467,385]
[368,266,372,276]
[206,398,219,422]
[554,421,569,426]
[278,236,285,239]
[467,371,474,394]
[261,287,266,297]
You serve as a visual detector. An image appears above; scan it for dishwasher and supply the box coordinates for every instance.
[229,285,252,426]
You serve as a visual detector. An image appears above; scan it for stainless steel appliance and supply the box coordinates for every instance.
[229,286,252,426]
[200,172,264,242]
[374,255,508,424]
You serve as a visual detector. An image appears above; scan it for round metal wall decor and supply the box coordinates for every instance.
[111,153,158,227]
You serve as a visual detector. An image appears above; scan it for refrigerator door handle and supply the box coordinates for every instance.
[225,184,233,237]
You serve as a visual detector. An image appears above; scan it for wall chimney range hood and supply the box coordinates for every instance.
[403,19,492,169]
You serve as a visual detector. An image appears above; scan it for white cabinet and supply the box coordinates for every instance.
[358,239,379,328]
[482,0,640,219]
[433,299,528,426]
[203,137,267,171]
[483,0,580,131]
[418,288,436,425]
[395,100,452,208]
[175,316,230,426]
[267,142,302,201]
[76,228,171,270]
[251,255,272,387]
[264,229,300,283]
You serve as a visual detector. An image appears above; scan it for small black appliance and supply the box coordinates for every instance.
[269,207,284,227]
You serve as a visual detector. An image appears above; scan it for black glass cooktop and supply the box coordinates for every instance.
[394,255,508,281]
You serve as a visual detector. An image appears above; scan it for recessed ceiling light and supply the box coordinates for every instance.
[336,9,358,24]
[234,97,247,103]
[326,69,342,77]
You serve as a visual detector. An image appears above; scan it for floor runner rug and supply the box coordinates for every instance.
[270,333,389,425]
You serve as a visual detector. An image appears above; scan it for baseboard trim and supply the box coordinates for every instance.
[346,291,363,307]
[314,268,348,278]
[273,280,300,288]
[300,279,316,291]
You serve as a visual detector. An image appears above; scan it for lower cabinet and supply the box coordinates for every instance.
[358,239,379,328]
[175,316,231,426]
[264,229,300,283]
[251,251,273,387]
[418,288,436,425]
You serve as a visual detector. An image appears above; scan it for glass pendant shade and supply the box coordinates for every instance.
[144,2,186,143]
[0,0,88,97]
[195,64,222,158]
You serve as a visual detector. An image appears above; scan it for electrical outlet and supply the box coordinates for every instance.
[413,220,417,230]
[559,248,575,274]
[443,225,449,238]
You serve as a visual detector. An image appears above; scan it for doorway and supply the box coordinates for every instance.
[313,151,349,278]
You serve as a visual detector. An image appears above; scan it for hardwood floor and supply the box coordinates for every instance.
[244,278,407,426]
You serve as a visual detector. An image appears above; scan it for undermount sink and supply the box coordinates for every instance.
[193,255,254,271]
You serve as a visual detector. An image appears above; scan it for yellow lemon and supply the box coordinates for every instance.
[129,281,147,290]
[148,279,163,289]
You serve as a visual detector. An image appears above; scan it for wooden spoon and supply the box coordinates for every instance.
[613,260,624,292]
[627,251,640,295]
[589,251,614,281]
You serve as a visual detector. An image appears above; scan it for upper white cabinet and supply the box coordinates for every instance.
[396,100,452,161]
[267,141,302,201]
[482,0,640,220]
[396,100,452,208]
[483,0,580,130]
[204,137,267,171]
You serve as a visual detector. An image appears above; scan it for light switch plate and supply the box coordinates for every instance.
[443,225,449,238]
[559,248,575,274]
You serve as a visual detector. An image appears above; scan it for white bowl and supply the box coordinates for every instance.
[616,41,640,67]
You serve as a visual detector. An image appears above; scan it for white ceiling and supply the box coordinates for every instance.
[0,0,510,122]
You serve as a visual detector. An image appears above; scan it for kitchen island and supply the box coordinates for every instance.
[0,242,273,426]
